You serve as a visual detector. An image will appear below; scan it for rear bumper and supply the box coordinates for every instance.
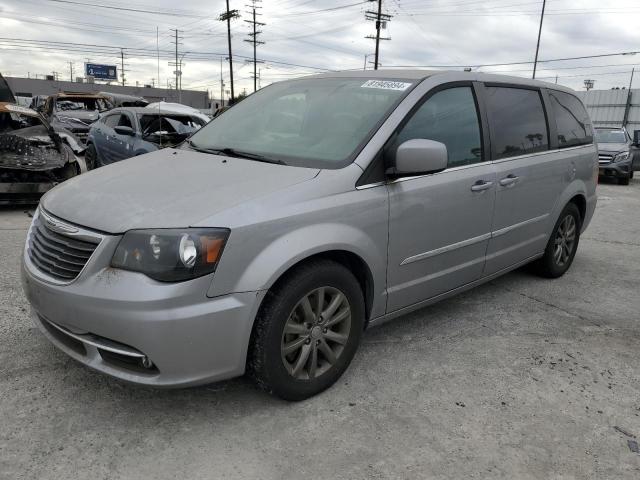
[22,248,266,387]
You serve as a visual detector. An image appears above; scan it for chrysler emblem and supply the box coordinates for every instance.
[41,210,79,235]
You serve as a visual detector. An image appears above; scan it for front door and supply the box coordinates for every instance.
[386,85,496,312]
[110,112,136,162]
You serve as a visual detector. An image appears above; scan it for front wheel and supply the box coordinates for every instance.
[534,203,581,278]
[248,259,365,401]
[85,143,99,170]
[619,174,630,185]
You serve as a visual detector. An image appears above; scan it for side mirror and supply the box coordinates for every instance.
[114,125,135,136]
[392,139,448,176]
[633,130,640,146]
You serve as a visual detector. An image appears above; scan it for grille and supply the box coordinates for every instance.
[27,212,100,282]
[598,154,613,164]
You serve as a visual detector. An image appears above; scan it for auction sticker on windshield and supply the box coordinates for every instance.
[361,80,412,91]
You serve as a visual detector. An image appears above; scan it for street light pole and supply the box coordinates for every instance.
[532,0,546,79]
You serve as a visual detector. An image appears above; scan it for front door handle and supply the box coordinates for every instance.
[499,174,520,187]
[471,180,494,192]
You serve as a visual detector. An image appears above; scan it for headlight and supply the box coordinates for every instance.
[111,228,229,282]
[614,151,630,162]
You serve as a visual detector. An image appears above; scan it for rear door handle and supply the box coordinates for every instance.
[499,174,519,187]
[471,180,494,192]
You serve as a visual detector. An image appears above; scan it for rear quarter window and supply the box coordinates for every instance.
[548,90,593,148]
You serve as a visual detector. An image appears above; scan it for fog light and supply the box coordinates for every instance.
[141,356,154,369]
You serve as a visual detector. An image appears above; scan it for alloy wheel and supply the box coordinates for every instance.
[553,214,576,267]
[280,286,351,380]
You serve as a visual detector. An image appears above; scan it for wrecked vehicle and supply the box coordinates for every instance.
[41,92,113,144]
[86,107,206,166]
[1,76,87,204]
[99,92,149,108]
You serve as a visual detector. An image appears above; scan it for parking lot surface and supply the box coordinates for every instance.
[1,179,639,479]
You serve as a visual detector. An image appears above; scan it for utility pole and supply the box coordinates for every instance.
[622,68,635,127]
[365,0,391,70]
[220,56,226,107]
[68,61,74,82]
[244,0,265,93]
[169,29,183,102]
[532,0,546,79]
[120,48,126,86]
[220,1,240,103]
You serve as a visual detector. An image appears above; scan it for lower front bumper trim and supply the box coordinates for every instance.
[42,315,146,359]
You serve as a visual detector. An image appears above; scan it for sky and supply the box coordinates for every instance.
[0,0,639,100]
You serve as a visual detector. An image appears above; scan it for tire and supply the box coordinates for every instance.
[630,170,634,179]
[85,143,99,169]
[534,203,581,278]
[619,175,630,185]
[248,259,365,401]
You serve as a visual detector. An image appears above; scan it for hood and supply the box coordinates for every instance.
[0,73,16,103]
[42,148,320,233]
[597,142,628,154]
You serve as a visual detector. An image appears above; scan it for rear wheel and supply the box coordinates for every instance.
[534,203,581,278]
[248,259,365,401]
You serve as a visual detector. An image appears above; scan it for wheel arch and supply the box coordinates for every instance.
[548,180,591,235]
[263,249,376,325]
[568,193,586,224]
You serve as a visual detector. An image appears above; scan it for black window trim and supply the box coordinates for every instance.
[480,82,551,161]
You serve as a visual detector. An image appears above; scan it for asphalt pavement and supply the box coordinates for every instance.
[1,179,639,479]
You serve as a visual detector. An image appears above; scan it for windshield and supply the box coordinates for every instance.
[56,98,111,113]
[595,129,627,144]
[187,77,416,168]
[139,114,205,136]
[138,114,205,146]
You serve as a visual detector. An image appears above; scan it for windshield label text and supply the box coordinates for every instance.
[361,80,412,91]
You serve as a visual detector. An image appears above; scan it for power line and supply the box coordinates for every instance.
[45,0,203,17]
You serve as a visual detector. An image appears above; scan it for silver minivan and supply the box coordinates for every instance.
[21,71,598,400]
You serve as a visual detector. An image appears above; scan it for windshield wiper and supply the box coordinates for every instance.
[186,141,286,165]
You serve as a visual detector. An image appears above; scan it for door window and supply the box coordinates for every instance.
[395,86,483,168]
[485,86,549,159]
[548,90,593,148]
[103,114,120,128]
[117,114,133,129]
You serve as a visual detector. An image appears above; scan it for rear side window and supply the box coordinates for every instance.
[485,86,549,159]
[548,90,593,148]
[103,115,120,128]
[395,86,483,168]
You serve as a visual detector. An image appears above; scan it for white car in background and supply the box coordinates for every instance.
[145,102,210,124]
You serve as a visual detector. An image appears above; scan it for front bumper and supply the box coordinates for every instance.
[21,228,265,387]
[598,158,632,178]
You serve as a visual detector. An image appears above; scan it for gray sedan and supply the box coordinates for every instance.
[86,107,207,167]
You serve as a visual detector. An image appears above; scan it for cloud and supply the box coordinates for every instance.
[0,0,639,94]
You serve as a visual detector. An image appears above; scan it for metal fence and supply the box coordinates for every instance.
[575,88,639,129]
